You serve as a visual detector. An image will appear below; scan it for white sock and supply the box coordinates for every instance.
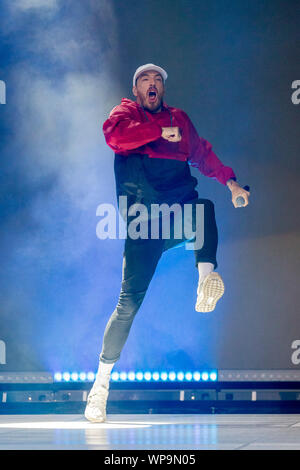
[93,360,115,390]
[197,262,214,284]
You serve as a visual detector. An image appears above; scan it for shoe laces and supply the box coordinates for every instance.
[88,385,108,407]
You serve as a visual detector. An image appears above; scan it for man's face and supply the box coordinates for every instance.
[132,70,165,113]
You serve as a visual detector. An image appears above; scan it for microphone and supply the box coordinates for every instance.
[235,185,250,207]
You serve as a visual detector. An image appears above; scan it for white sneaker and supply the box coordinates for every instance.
[195,272,225,313]
[84,384,109,423]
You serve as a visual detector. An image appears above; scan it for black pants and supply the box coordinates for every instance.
[99,197,218,364]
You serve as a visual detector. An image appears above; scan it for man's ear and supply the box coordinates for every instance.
[132,85,137,97]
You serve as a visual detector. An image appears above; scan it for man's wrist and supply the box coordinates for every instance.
[226,178,239,191]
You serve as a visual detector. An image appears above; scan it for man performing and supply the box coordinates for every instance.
[85,63,250,422]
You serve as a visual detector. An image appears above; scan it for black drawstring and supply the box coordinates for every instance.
[141,107,148,121]
[168,107,173,127]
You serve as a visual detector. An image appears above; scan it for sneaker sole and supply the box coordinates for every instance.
[84,410,106,423]
[195,272,225,313]
[84,385,108,423]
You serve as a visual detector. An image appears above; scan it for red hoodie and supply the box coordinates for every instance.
[103,98,236,186]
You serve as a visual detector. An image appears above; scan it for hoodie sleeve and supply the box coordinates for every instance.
[184,113,237,185]
[102,103,162,152]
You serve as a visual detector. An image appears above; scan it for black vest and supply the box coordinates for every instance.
[114,153,198,217]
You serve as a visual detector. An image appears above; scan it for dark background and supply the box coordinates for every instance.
[0,0,299,374]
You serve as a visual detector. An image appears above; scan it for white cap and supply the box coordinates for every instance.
[133,63,168,87]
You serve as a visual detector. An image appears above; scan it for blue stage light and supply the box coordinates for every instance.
[160,372,168,381]
[54,369,219,382]
[87,372,95,382]
[54,372,62,382]
[128,371,135,381]
[210,371,217,381]
[177,372,184,381]
[79,372,86,381]
[111,371,119,381]
[193,372,201,381]
[62,372,70,382]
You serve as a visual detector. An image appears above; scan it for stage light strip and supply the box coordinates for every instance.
[53,371,218,383]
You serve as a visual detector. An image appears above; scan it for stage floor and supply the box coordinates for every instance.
[0,414,300,450]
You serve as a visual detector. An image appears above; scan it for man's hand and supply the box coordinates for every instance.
[161,126,182,142]
[227,179,250,208]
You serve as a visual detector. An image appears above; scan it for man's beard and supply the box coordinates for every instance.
[138,92,163,113]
